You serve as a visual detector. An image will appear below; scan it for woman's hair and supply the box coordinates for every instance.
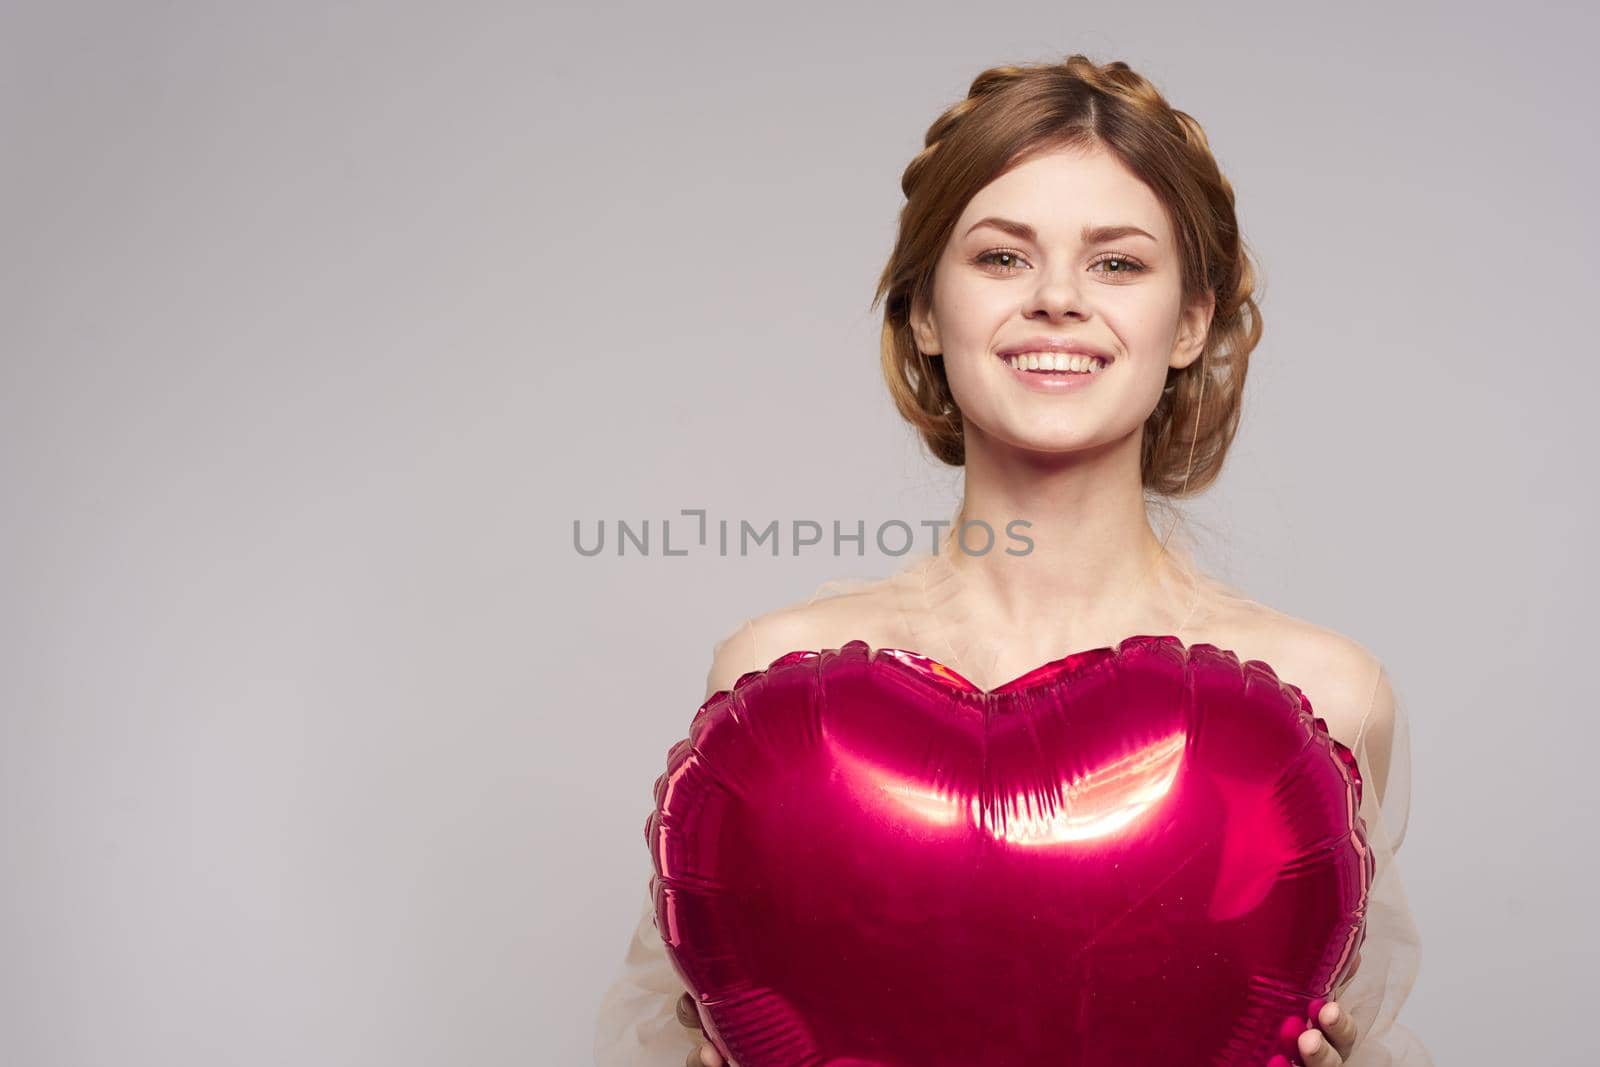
[872,56,1264,496]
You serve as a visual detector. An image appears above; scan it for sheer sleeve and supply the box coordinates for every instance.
[1336,662,1433,1066]
[592,882,701,1066]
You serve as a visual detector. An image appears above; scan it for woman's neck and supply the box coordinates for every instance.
[933,433,1198,649]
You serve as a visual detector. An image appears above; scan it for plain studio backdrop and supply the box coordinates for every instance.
[2,2,1593,1064]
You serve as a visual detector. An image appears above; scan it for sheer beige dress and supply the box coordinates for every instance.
[593,544,1431,1066]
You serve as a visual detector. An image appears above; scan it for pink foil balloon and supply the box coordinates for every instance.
[646,636,1372,1067]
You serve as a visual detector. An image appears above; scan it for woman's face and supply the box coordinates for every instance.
[911,143,1214,458]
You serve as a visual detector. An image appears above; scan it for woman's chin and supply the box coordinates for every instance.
[966,417,1132,463]
[997,432,1105,462]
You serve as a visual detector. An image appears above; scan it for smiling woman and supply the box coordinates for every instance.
[873,63,1256,492]
[594,53,1431,1067]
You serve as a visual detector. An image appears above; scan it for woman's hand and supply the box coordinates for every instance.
[1298,998,1360,1065]
[1301,945,1363,1064]
[677,988,1359,1066]
[676,991,725,1067]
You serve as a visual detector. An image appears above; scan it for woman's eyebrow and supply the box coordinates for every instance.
[963,216,1158,245]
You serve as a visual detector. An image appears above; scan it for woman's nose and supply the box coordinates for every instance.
[1025,267,1088,320]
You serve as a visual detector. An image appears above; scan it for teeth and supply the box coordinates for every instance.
[1005,352,1105,373]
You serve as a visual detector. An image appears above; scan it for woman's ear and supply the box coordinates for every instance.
[1169,289,1216,371]
[909,289,942,357]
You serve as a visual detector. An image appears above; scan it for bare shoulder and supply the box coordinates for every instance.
[701,577,900,701]
[1210,593,1387,756]
[1232,598,1404,811]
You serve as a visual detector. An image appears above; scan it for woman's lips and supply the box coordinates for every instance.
[996,351,1107,392]
[995,338,1114,362]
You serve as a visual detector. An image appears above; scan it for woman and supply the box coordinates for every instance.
[594,55,1430,1067]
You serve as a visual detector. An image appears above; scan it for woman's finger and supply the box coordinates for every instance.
[1298,1024,1345,1066]
[675,992,703,1033]
[683,1046,723,1067]
[1315,1000,1360,1060]
[675,995,725,1065]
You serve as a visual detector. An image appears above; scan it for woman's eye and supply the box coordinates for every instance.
[975,249,1028,271]
[1090,254,1149,276]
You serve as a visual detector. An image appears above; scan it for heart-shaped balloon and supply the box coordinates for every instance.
[646,636,1371,1067]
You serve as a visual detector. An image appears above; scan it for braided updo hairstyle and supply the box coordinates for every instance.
[872,56,1264,497]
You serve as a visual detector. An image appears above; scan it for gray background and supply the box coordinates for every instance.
[3,1,1593,1064]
